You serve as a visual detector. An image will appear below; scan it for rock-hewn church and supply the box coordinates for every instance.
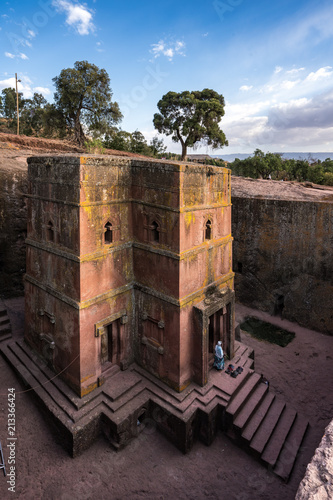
[25,155,235,397]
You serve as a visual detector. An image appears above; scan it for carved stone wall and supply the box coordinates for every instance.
[0,167,27,297]
[232,197,333,334]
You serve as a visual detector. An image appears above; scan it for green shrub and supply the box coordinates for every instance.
[84,138,105,154]
[322,172,333,186]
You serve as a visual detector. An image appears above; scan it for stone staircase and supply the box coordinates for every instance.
[0,336,309,481]
[0,301,12,341]
[224,370,309,481]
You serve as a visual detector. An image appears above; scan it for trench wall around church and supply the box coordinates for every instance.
[232,197,333,334]
[0,167,27,298]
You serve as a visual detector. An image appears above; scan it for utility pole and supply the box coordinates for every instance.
[15,73,21,135]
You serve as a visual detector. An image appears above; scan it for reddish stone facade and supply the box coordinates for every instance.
[25,156,235,396]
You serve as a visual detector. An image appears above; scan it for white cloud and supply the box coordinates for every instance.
[52,0,95,35]
[221,65,333,152]
[0,76,50,99]
[259,65,333,99]
[33,86,51,95]
[286,68,305,75]
[274,66,283,74]
[164,48,174,59]
[175,40,185,51]
[280,79,301,90]
[150,39,186,61]
[0,78,15,89]
[27,29,36,38]
[224,100,271,125]
[5,52,28,60]
[240,85,253,91]
[305,66,333,82]
[96,41,104,52]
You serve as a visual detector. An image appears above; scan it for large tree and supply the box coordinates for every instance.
[150,135,167,157]
[21,93,48,136]
[0,87,25,131]
[153,88,228,160]
[53,60,122,145]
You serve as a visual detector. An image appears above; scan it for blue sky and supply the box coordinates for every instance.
[1,0,333,155]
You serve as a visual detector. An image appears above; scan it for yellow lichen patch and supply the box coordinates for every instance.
[82,205,93,221]
[105,296,117,310]
[178,380,191,392]
[80,157,87,165]
[185,211,195,228]
[80,382,98,397]
[81,373,95,383]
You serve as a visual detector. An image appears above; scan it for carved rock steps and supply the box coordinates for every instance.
[225,371,309,481]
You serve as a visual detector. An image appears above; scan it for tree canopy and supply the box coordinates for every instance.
[104,129,167,158]
[153,89,228,160]
[53,60,122,145]
[0,87,24,130]
[229,150,333,186]
[0,87,49,136]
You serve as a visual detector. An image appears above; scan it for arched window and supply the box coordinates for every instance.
[151,221,159,242]
[104,222,113,244]
[205,219,212,240]
[47,221,54,242]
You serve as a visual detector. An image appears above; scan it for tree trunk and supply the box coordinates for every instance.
[74,113,85,146]
[181,142,187,161]
[176,129,187,160]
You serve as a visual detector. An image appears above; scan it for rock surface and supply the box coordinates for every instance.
[232,195,333,334]
[0,152,27,297]
[296,419,333,500]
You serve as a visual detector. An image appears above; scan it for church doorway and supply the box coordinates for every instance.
[100,320,121,369]
[208,305,230,359]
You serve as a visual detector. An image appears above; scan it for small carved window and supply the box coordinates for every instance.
[104,222,113,244]
[47,221,54,242]
[205,219,212,240]
[151,221,159,243]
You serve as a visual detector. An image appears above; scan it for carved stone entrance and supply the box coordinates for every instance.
[193,288,235,386]
[208,304,231,360]
[95,310,128,374]
[100,320,121,368]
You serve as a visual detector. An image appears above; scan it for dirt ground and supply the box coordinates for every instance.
[0,298,332,500]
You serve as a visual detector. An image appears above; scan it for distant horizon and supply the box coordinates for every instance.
[167,151,333,160]
[187,151,333,156]
[210,151,333,161]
